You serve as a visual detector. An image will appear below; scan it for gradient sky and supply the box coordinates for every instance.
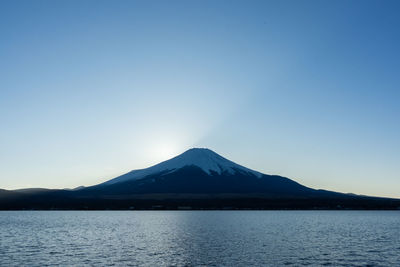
[1,0,399,198]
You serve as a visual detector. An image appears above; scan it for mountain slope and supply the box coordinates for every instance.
[82,166,316,196]
[81,148,333,197]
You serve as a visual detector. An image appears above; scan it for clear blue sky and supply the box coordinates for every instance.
[1,0,399,198]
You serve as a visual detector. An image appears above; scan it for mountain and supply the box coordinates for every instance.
[81,148,322,197]
[102,148,263,185]
[1,148,400,210]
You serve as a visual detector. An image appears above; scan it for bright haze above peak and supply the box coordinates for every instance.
[102,148,263,185]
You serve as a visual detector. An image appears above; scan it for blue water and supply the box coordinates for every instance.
[0,211,399,266]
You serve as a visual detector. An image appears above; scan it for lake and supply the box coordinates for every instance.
[0,211,399,266]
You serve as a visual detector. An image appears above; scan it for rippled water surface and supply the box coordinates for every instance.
[1,211,400,266]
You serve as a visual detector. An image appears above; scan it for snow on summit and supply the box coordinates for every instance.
[157,148,262,176]
[102,148,263,185]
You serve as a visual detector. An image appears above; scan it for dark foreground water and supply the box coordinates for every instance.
[0,211,399,266]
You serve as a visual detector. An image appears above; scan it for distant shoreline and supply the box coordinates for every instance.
[1,196,400,211]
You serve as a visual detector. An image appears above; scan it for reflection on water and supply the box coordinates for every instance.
[1,211,400,266]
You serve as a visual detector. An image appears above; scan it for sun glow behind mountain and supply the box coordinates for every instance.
[151,143,182,163]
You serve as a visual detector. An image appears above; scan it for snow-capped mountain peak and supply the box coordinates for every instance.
[102,148,262,185]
